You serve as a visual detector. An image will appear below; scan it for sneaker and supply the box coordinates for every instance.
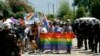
[42,51,46,54]
[28,51,35,54]
[38,52,42,55]
[54,51,59,54]
[67,51,71,54]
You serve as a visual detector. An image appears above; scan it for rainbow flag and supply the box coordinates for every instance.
[25,13,34,20]
[40,33,51,49]
[24,13,39,21]
[64,32,75,50]
[42,15,49,30]
[40,32,75,50]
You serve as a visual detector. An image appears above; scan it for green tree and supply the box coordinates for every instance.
[76,6,85,18]
[47,14,54,21]
[74,0,100,19]
[74,0,89,10]
[90,0,100,19]
[57,0,73,21]
[9,0,34,12]
[0,0,12,18]
[0,1,6,11]
[63,11,73,21]
[0,0,35,18]
[73,0,91,18]
[6,0,34,18]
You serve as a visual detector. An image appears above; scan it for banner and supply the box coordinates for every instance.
[40,32,75,50]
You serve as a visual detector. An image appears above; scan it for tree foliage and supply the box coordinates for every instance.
[90,0,100,19]
[73,0,90,18]
[74,0,100,19]
[0,1,7,10]
[0,0,34,19]
[7,0,34,13]
[57,0,73,21]
[47,14,54,21]
[76,6,85,18]
[74,0,89,9]
[0,0,12,18]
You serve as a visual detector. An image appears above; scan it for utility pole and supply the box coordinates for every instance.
[53,4,54,18]
[48,3,50,14]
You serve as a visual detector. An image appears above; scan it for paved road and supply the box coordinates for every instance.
[22,38,99,56]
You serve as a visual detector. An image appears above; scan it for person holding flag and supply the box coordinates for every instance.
[40,23,48,53]
[51,22,62,53]
[64,21,75,54]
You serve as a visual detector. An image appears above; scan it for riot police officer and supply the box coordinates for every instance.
[87,20,94,52]
[0,23,20,56]
[93,20,100,53]
[80,21,88,50]
[73,19,81,49]
[78,20,84,49]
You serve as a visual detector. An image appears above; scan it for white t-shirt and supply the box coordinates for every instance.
[54,26,62,32]
[24,27,31,34]
[40,27,48,33]
[57,27,62,32]
[69,26,72,32]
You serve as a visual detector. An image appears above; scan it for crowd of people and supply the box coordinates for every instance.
[23,19,74,54]
[0,17,74,56]
[0,16,100,56]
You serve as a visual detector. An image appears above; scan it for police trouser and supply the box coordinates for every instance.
[88,36,94,52]
[94,36,100,53]
[83,36,88,50]
[77,35,83,48]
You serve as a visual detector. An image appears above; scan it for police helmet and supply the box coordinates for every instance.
[2,22,12,29]
[95,19,100,24]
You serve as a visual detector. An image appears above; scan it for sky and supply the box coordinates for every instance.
[28,0,73,14]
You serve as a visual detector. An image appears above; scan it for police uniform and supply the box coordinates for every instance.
[80,21,88,50]
[72,21,81,48]
[0,29,20,56]
[87,21,94,52]
[0,22,20,56]
[93,22,100,53]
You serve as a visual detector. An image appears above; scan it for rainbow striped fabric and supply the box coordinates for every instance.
[24,13,39,21]
[25,13,34,20]
[40,32,75,50]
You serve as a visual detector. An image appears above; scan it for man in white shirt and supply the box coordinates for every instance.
[39,24,48,53]
[24,25,31,52]
[40,25,48,33]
